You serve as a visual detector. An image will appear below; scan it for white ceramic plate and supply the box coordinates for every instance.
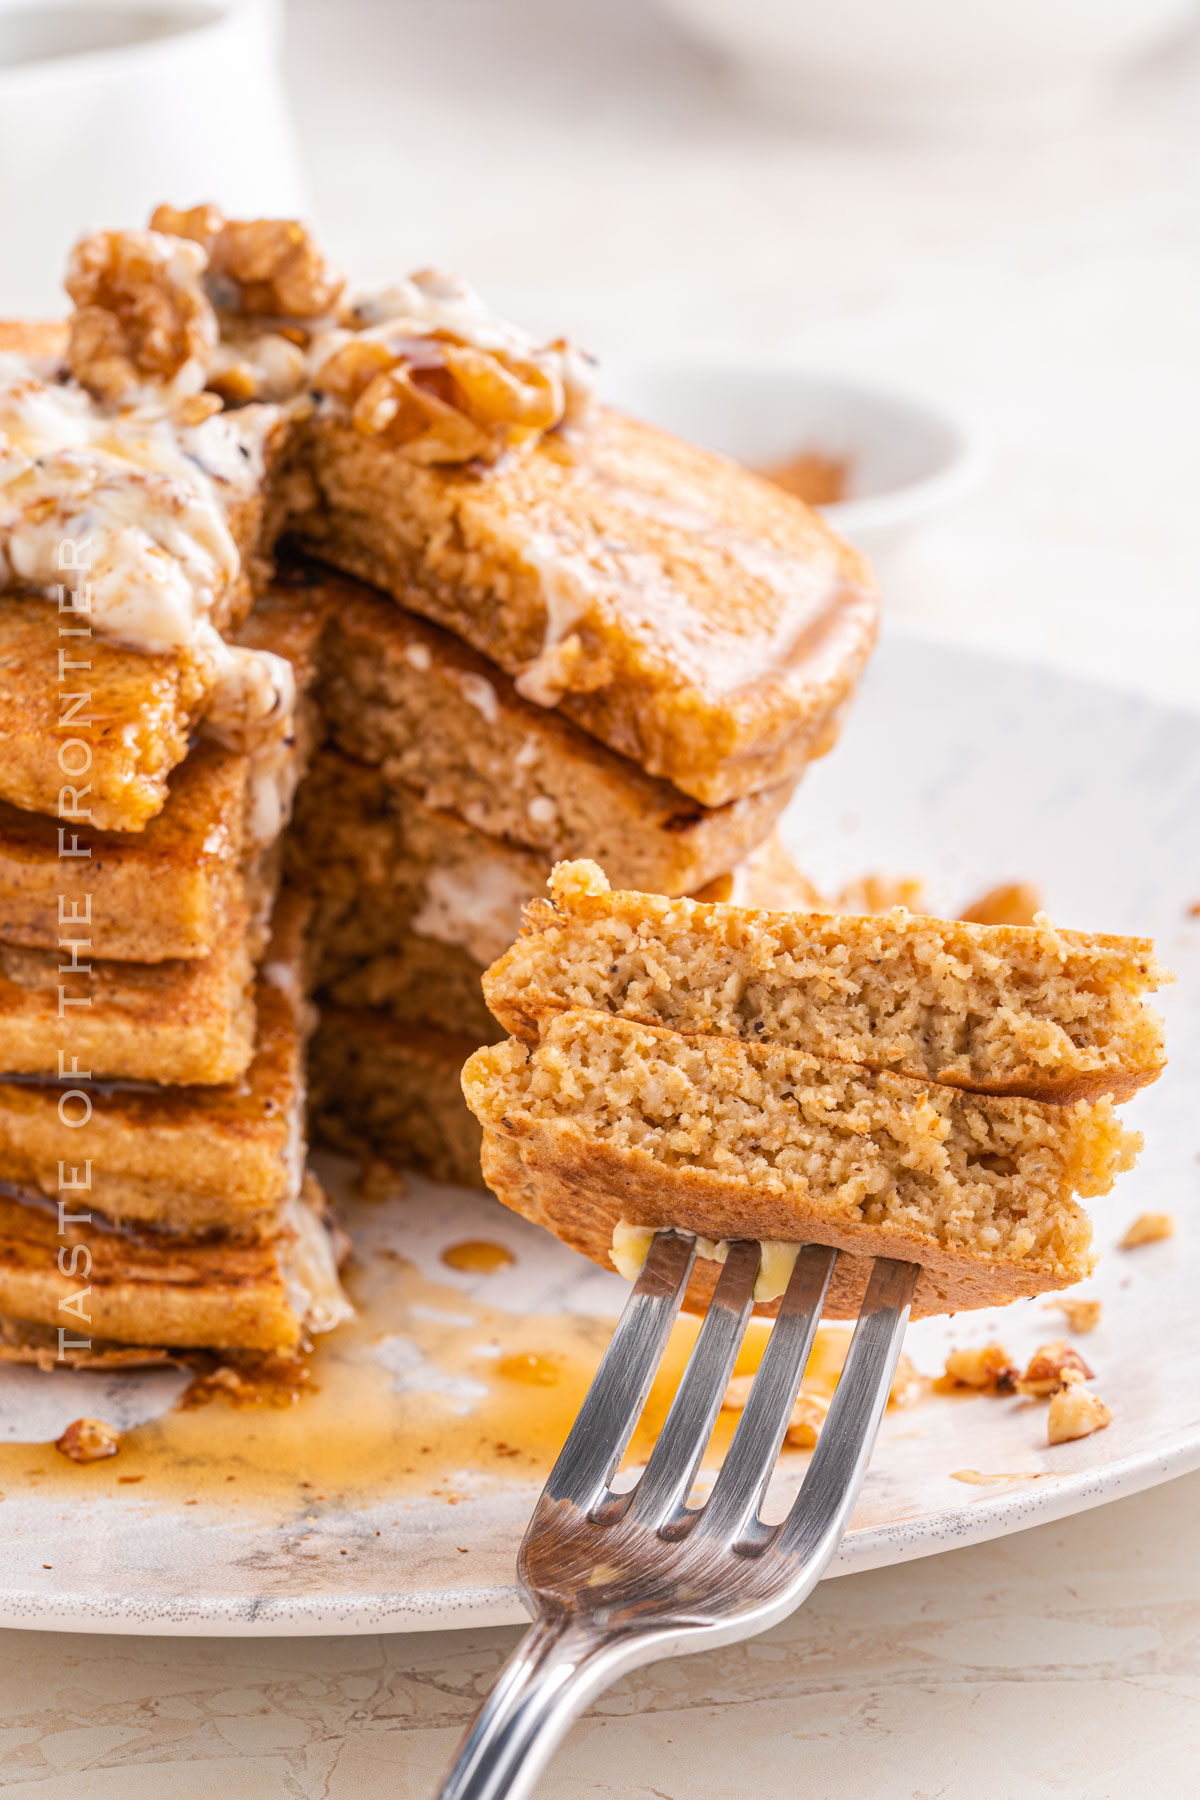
[601,358,982,548]
[1,629,1197,1636]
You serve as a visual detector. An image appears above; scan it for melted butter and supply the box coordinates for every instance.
[0,1242,858,1516]
[441,1240,516,1275]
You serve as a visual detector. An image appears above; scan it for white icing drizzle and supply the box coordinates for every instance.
[411,857,535,967]
[512,533,600,706]
[283,1189,353,1336]
[457,670,499,724]
[0,355,295,843]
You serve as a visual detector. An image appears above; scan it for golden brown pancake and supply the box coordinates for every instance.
[0,1170,347,1353]
[309,564,798,895]
[485,861,1168,1105]
[297,406,877,808]
[0,890,311,1233]
[463,1012,1138,1319]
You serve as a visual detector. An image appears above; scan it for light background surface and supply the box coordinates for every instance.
[3,0,1199,1791]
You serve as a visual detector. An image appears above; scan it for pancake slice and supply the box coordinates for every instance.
[484,861,1168,1104]
[0,1171,348,1354]
[298,406,877,808]
[463,1012,1138,1319]
[0,889,312,1234]
[0,581,330,965]
[310,565,797,895]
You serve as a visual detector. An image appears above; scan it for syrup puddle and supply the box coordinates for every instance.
[0,1220,862,1522]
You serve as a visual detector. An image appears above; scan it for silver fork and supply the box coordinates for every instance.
[437,1232,917,1800]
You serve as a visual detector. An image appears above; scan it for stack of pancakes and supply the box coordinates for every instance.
[0,209,876,1365]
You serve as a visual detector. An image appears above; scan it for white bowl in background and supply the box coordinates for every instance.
[653,0,1198,134]
[0,0,305,317]
[601,358,982,551]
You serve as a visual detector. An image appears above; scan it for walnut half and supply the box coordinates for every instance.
[150,204,344,320]
[65,229,217,403]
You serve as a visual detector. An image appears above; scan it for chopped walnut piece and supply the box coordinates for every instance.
[720,1375,829,1447]
[942,1342,1017,1392]
[151,204,344,320]
[1016,1340,1095,1397]
[211,217,344,319]
[888,1352,925,1408]
[55,1417,121,1463]
[318,331,560,464]
[149,201,225,248]
[1047,1380,1112,1445]
[960,882,1043,927]
[785,1392,830,1449]
[1119,1212,1175,1249]
[1045,1297,1102,1333]
[65,228,217,403]
[315,267,591,465]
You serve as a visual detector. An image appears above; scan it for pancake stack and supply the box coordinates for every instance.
[0,207,877,1363]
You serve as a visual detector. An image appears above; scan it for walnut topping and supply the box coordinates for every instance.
[942,1342,1017,1392]
[1047,1379,1112,1444]
[960,882,1044,927]
[1119,1211,1175,1249]
[720,1374,829,1447]
[149,201,224,247]
[314,267,594,465]
[55,1417,121,1463]
[1045,1297,1102,1333]
[1016,1340,1095,1397]
[784,1392,829,1449]
[150,204,344,319]
[65,228,217,403]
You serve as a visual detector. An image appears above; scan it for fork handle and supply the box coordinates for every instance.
[436,1610,638,1800]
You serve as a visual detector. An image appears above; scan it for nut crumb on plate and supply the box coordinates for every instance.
[55,1418,121,1463]
[1047,1379,1112,1444]
[1016,1340,1094,1397]
[941,1342,1017,1392]
[1045,1297,1102,1332]
[1119,1212,1175,1249]
[959,882,1043,927]
[784,1392,829,1449]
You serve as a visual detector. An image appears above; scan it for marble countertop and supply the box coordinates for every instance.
[2,3,1198,1793]
[2,1470,1198,1796]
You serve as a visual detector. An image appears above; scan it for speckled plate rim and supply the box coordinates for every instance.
[2,1429,1200,1637]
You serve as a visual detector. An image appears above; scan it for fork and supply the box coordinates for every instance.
[436,1231,917,1800]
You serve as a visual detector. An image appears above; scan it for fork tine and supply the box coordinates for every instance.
[778,1255,917,1560]
[694,1244,837,1546]
[619,1239,760,1532]
[542,1231,695,1513]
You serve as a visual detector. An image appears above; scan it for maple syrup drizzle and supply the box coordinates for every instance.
[0,1244,860,1518]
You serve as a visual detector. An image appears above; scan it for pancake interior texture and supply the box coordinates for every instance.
[464,862,1164,1317]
